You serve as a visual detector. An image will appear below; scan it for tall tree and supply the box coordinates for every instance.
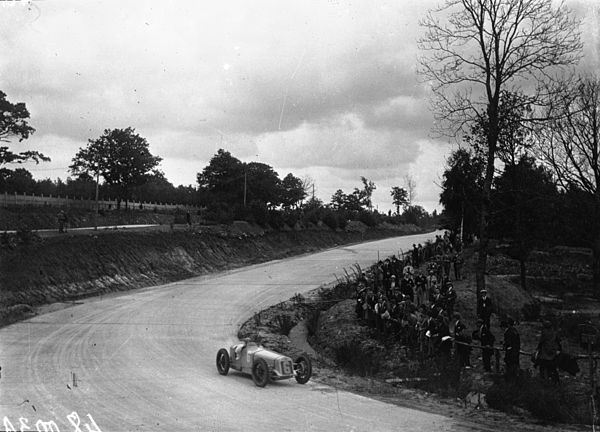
[358,176,376,210]
[440,148,484,243]
[390,186,408,215]
[245,162,282,209]
[301,175,315,203]
[419,0,582,292]
[70,127,162,208]
[280,173,306,209]
[330,189,347,210]
[0,90,48,167]
[0,167,36,193]
[537,75,600,288]
[490,156,558,290]
[197,149,245,206]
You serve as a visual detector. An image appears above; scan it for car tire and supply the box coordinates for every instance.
[294,354,312,384]
[251,358,269,387]
[216,348,230,376]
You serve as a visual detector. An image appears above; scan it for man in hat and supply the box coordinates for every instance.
[477,289,493,328]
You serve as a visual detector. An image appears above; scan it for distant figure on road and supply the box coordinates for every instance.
[186,211,191,227]
[57,210,67,233]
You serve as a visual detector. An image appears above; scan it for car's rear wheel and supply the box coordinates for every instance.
[294,354,312,384]
[251,358,269,387]
[216,349,230,376]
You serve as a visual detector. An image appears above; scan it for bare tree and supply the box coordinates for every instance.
[404,174,417,206]
[537,75,600,287]
[300,175,315,203]
[419,0,582,292]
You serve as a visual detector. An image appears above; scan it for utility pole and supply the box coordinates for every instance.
[243,170,247,207]
[460,185,465,244]
[312,184,315,201]
[94,162,100,231]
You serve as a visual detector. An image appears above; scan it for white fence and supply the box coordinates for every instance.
[1,191,199,212]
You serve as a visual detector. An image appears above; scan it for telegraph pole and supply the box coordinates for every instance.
[243,170,247,207]
[94,163,100,231]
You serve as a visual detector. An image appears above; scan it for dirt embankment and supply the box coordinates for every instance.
[238,246,595,430]
[0,223,421,325]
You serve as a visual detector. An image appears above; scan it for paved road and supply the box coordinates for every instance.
[0,231,467,432]
[4,224,164,238]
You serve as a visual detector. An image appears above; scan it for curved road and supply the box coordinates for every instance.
[0,232,465,431]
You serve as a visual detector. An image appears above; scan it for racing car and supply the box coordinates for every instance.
[215,340,312,387]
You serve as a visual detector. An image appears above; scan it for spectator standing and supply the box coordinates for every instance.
[453,315,471,368]
[412,244,420,268]
[502,317,520,381]
[444,282,457,318]
[477,289,493,328]
[454,251,464,280]
[414,273,427,307]
[57,210,67,233]
[537,320,561,383]
[478,320,495,372]
[400,274,414,302]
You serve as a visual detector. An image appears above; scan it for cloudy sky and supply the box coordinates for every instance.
[1,0,598,213]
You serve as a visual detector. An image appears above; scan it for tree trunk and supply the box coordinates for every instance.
[593,235,600,292]
[476,103,499,296]
[476,151,495,295]
[594,196,600,292]
[476,209,488,294]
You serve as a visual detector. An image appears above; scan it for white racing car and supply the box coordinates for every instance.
[216,341,312,387]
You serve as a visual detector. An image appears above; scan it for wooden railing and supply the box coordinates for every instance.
[0,191,199,212]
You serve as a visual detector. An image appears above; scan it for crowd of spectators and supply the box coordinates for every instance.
[354,232,469,363]
[349,231,582,388]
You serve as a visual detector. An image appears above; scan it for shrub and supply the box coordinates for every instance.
[334,339,383,376]
[281,209,300,228]
[306,310,320,337]
[272,314,295,336]
[16,225,39,245]
[268,210,285,229]
[485,373,587,423]
[521,301,541,321]
[322,210,340,230]
[357,210,377,227]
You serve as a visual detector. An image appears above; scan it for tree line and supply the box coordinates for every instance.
[0,92,436,228]
[422,0,599,288]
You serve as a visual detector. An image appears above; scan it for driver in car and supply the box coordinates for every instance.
[234,338,250,360]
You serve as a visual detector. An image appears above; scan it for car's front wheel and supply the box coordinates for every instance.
[294,354,312,384]
[251,358,269,387]
[216,348,230,376]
